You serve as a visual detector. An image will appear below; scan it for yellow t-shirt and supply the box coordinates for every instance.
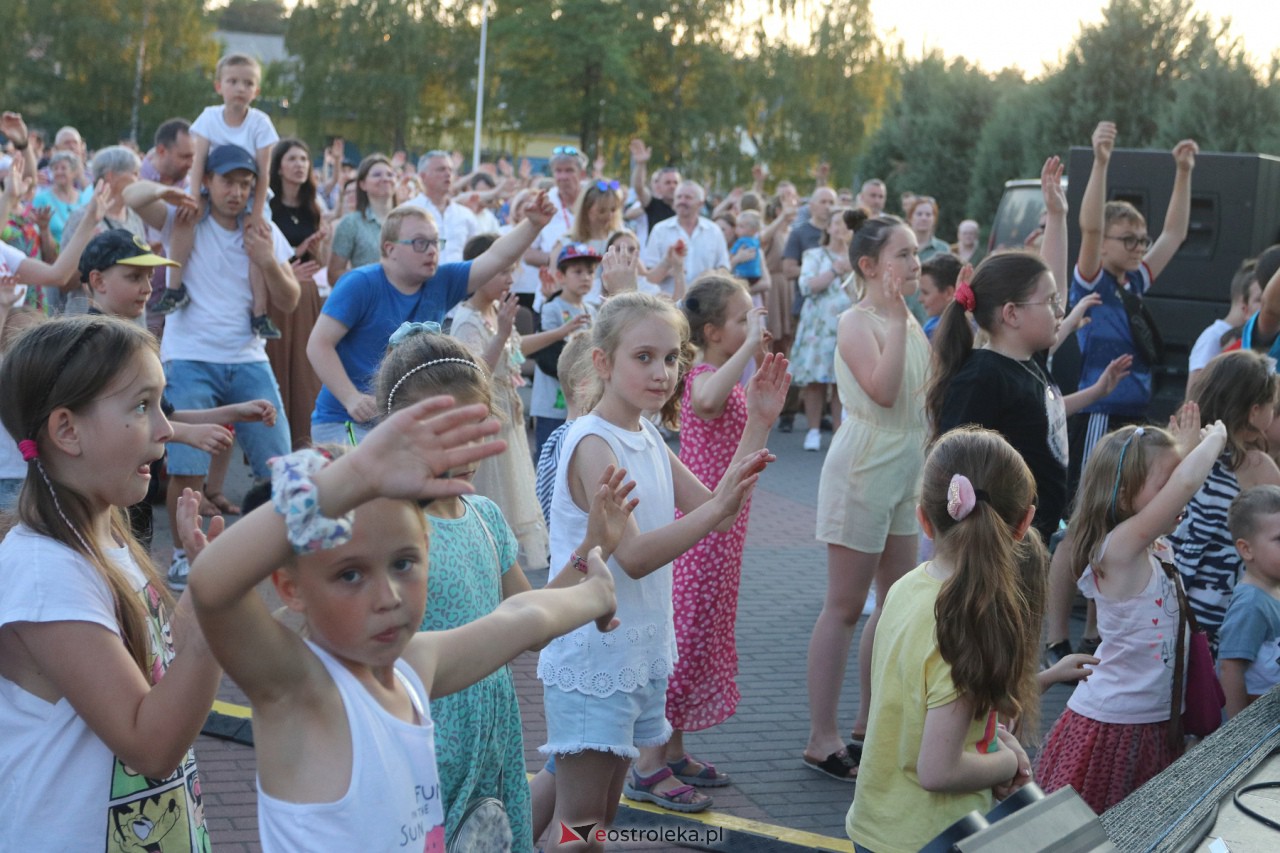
[847,563,994,852]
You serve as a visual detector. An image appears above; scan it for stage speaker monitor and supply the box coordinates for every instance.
[955,786,1116,853]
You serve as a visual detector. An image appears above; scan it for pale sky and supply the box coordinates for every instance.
[772,1,1280,77]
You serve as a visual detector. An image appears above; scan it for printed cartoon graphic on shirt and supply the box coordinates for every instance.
[103,581,210,852]
[400,781,445,851]
[1045,383,1068,467]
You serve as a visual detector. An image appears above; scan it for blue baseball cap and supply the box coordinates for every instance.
[556,243,602,271]
[206,144,258,176]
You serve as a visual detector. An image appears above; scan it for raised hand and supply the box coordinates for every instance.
[1064,292,1101,329]
[746,351,791,422]
[1096,354,1133,396]
[496,157,513,178]
[349,395,504,502]
[176,488,226,564]
[711,448,774,522]
[537,265,558,300]
[1041,155,1067,216]
[0,112,29,147]
[518,158,532,181]
[1173,139,1199,173]
[584,464,639,561]
[523,190,556,229]
[592,154,606,180]
[1167,400,1202,453]
[601,243,638,295]
[629,138,651,165]
[579,547,620,633]
[881,264,908,321]
[82,180,112,226]
[744,306,768,352]
[31,206,52,230]
[1091,121,1117,163]
[495,289,519,341]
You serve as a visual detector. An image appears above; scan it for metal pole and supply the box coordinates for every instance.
[472,0,488,171]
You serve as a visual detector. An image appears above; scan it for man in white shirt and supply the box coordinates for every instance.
[641,181,729,296]
[522,146,586,273]
[408,150,477,263]
[125,144,299,588]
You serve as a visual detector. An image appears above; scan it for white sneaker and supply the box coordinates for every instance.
[804,429,821,451]
[168,552,190,591]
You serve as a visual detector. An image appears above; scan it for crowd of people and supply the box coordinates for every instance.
[4,50,1280,853]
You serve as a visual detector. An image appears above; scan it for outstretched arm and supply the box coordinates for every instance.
[1076,122,1115,283]
[630,138,653,207]
[1144,139,1198,281]
[473,190,555,292]
[1039,156,1069,309]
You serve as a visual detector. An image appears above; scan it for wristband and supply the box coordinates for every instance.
[271,449,354,554]
[570,551,589,573]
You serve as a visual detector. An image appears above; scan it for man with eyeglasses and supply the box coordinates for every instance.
[522,145,587,272]
[408,150,477,264]
[306,193,557,444]
[640,180,729,297]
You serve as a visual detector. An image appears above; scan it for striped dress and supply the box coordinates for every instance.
[1167,455,1241,652]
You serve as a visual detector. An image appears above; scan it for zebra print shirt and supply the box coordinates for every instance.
[1168,455,1242,649]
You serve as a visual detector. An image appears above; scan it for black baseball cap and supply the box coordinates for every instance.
[206,144,258,176]
[79,229,178,283]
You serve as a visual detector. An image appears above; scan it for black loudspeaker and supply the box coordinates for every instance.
[921,785,1117,852]
[1065,147,1280,367]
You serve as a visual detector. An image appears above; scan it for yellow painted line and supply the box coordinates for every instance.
[525,772,853,851]
[205,714,851,851]
[212,700,253,719]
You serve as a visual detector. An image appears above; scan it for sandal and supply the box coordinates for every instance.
[200,491,241,517]
[623,766,713,812]
[667,754,732,788]
[803,748,858,783]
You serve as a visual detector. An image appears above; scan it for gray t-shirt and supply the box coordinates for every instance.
[531,296,593,420]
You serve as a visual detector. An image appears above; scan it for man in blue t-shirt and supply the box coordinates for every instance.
[308,193,556,443]
[1238,245,1280,362]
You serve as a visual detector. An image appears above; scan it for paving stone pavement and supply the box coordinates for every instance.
[156,422,1081,851]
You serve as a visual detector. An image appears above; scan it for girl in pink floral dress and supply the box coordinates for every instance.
[665,274,776,786]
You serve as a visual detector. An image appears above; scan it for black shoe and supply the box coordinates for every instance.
[820,415,833,432]
[252,314,283,340]
[778,414,794,433]
[1043,639,1072,667]
[1079,636,1101,656]
[154,285,190,315]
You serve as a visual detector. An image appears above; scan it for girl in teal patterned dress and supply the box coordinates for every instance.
[375,324,538,850]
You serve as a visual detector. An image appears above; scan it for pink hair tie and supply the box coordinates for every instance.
[18,439,37,462]
[947,474,978,521]
[954,280,977,313]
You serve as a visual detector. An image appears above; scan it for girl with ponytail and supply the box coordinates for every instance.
[847,427,1045,853]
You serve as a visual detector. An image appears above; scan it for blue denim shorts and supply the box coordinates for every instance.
[163,360,291,478]
[540,678,672,760]
[310,419,371,447]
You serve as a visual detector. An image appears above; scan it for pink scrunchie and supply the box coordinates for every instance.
[954,280,977,313]
[947,474,978,521]
[18,439,37,462]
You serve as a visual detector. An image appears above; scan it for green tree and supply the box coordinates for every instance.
[218,0,288,35]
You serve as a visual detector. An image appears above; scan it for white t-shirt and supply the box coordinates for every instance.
[0,240,29,286]
[190,105,279,155]
[406,194,479,265]
[641,216,731,296]
[0,525,209,850]
[158,207,292,364]
[1189,318,1233,372]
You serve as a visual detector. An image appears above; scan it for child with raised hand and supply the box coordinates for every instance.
[187,395,620,853]
[928,250,1132,543]
[1069,121,1198,476]
[1220,485,1280,718]
[1036,406,1228,814]
[805,214,927,783]
[1167,350,1280,650]
[158,53,282,340]
[847,427,1044,852]
[541,292,784,841]
[374,323,634,851]
[0,315,221,849]
[664,275,777,786]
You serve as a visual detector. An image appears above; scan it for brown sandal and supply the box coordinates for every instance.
[200,491,241,517]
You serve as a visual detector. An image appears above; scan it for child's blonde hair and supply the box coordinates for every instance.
[1103,200,1144,230]
[921,427,1045,733]
[1067,425,1180,580]
[215,52,261,80]
[737,210,762,232]
[592,291,691,428]
[0,315,171,679]
[1192,350,1278,472]
[558,331,600,413]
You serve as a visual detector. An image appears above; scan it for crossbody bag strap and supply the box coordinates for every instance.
[1160,559,1187,750]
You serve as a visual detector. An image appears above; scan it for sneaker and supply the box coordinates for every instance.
[252,313,283,340]
[168,552,190,591]
[154,285,190,315]
[778,414,795,433]
[803,428,821,451]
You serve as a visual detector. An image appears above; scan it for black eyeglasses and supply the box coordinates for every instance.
[595,179,619,192]
[395,237,440,253]
[553,146,580,156]
[1106,234,1152,252]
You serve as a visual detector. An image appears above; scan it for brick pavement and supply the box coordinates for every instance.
[156,423,1081,851]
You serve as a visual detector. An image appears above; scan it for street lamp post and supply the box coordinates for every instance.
[472,0,489,171]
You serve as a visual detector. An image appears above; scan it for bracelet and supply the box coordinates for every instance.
[271,449,355,554]
[570,551,589,573]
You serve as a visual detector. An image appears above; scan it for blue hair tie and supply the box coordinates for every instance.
[1107,426,1145,524]
[388,321,442,348]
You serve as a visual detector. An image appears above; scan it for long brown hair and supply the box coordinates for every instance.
[925,252,1048,436]
[923,427,1045,732]
[0,315,172,680]
[268,137,322,229]
[1066,425,1179,581]
[1191,350,1278,472]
